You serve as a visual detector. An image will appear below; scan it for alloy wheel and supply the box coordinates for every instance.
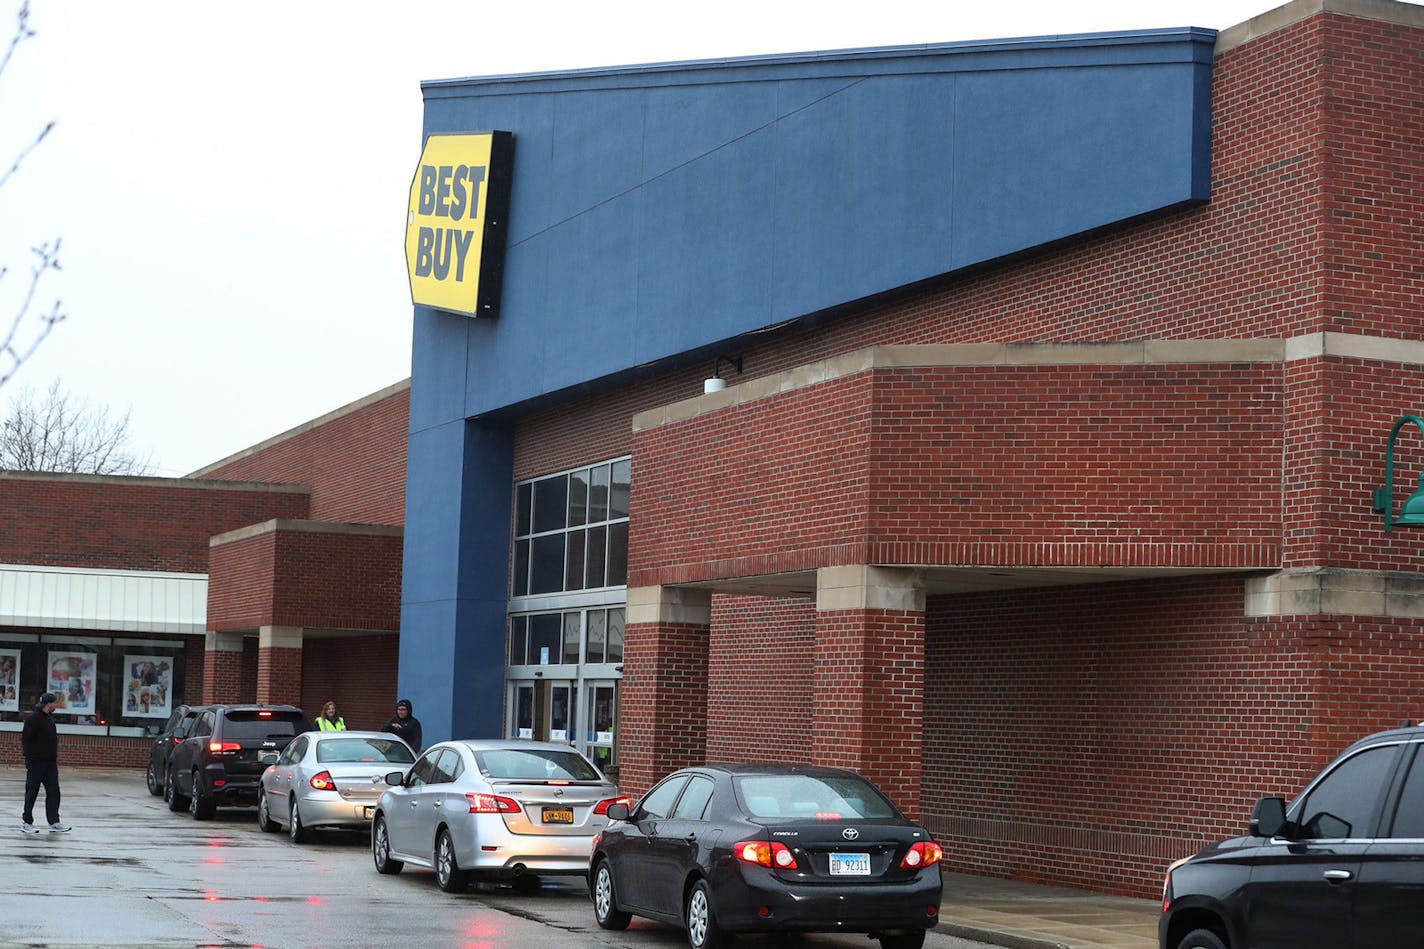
[595,865,614,919]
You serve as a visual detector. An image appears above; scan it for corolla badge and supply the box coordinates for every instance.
[842,828,860,840]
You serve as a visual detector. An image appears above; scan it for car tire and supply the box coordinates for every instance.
[256,792,279,833]
[189,771,215,821]
[288,797,307,843]
[685,879,727,949]
[1176,930,1228,949]
[435,828,469,893]
[166,767,189,812]
[879,931,927,949]
[372,815,403,875]
[146,760,163,796]
[592,860,631,931]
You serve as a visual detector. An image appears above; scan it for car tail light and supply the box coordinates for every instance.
[309,771,336,791]
[815,812,842,821]
[899,841,943,869]
[593,796,631,816]
[258,711,272,717]
[208,741,241,754]
[466,793,521,814]
[734,840,799,869]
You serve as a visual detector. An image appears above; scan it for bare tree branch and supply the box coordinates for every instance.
[0,379,154,475]
[0,0,62,392]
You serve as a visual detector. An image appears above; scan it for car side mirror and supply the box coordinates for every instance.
[384,771,406,787]
[605,802,630,822]
[1250,796,1288,837]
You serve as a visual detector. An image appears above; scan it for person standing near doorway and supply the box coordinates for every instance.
[21,693,70,834]
[316,700,346,731]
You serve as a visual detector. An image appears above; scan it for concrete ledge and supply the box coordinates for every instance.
[816,565,926,612]
[1217,0,1424,58]
[1245,567,1424,618]
[626,585,712,626]
[210,519,404,546]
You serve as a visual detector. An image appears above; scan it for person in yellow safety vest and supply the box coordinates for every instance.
[316,700,346,731]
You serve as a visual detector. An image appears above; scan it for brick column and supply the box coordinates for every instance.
[813,566,925,818]
[257,625,303,706]
[620,586,711,798]
[203,630,245,704]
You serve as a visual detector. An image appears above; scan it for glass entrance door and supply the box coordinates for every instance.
[581,680,617,771]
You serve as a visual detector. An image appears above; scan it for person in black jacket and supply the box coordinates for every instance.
[21,693,69,834]
[381,698,422,753]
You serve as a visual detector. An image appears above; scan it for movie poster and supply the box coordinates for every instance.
[47,651,97,715]
[123,655,173,718]
[0,649,18,712]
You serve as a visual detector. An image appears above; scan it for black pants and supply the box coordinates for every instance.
[23,758,60,825]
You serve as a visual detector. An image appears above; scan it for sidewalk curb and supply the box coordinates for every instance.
[939,921,1071,949]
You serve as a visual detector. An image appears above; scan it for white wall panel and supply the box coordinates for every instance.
[0,564,206,635]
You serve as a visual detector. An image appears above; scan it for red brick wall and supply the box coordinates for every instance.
[619,620,710,797]
[257,646,302,706]
[207,527,403,632]
[299,634,400,731]
[195,384,409,526]
[705,595,815,764]
[921,575,1424,897]
[0,733,149,768]
[0,474,308,573]
[631,364,1283,587]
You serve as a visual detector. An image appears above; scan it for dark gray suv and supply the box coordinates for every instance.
[164,704,310,820]
[1160,725,1424,949]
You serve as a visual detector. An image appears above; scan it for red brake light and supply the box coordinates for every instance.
[208,741,241,754]
[593,796,631,816]
[899,841,943,869]
[466,793,521,814]
[258,711,272,717]
[734,840,799,869]
[309,770,336,791]
[815,812,842,821]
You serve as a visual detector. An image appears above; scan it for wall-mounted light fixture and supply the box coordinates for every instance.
[1373,414,1424,532]
[703,354,743,395]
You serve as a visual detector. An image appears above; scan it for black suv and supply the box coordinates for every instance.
[164,704,310,820]
[145,704,207,796]
[1161,725,1424,949]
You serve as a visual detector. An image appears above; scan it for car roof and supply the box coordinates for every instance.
[307,730,404,740]
[1341,723,1424,755]
[444,739,592,753]
[696,763,875,779]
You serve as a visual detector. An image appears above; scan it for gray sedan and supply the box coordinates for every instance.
[371,739,626,892]
[258,731,415,842]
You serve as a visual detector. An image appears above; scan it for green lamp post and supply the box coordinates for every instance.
[1373,415,1424,532]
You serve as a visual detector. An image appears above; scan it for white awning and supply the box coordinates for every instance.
[0,564,207,635]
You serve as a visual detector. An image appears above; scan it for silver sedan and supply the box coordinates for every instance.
[258,731,415,843]
[371,739,626,892]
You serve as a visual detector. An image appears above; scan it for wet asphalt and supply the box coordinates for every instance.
[0,767,993,949]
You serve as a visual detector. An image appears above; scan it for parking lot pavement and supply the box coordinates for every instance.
[0,767,995,949]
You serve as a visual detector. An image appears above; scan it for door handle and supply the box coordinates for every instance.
[686,832,697,840]
[409,801,418,808]
[434,801,443,809]
[1322,869,1354,883]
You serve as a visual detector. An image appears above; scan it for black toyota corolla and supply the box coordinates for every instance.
[589,764,942,949]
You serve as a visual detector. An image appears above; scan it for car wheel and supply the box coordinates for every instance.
[189,771,215,821]
[685,879,727,949]
[435,828,469,893]
[372,815,403,875]
[1176,930,1228,949]
[165,767,188,812]
[879,931,927,949]
[288,797,307,843]
[146,760,162,796]
[592,860,631,930]
[257,792,279,833]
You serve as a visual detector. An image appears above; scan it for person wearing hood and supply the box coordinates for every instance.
[381,698,422,753]
[20,693,70,834]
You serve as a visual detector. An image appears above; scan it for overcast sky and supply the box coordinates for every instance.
[3,0,1401,476]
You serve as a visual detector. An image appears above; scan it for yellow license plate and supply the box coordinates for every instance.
[542,807,574,824]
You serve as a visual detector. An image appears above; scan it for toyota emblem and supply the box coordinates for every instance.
[842,828,860,840]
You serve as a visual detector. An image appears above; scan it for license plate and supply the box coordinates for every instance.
[829,852,872,876]
[542,807,574,824]
[363,806,374,819]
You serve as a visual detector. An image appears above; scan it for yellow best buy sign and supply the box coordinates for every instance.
[405,131,514,317]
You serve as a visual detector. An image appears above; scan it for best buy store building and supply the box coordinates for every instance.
[399,0,1424,895]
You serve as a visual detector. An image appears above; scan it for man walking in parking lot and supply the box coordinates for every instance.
[20,692,70,834]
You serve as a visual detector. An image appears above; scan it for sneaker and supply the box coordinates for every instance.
[48,822,71,833]
[20,822,38,834]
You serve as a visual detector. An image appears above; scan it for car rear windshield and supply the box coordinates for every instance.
[219,711,307,740]
[733,774,898,821]
[316,737,415,764]
[474,748,601,781]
